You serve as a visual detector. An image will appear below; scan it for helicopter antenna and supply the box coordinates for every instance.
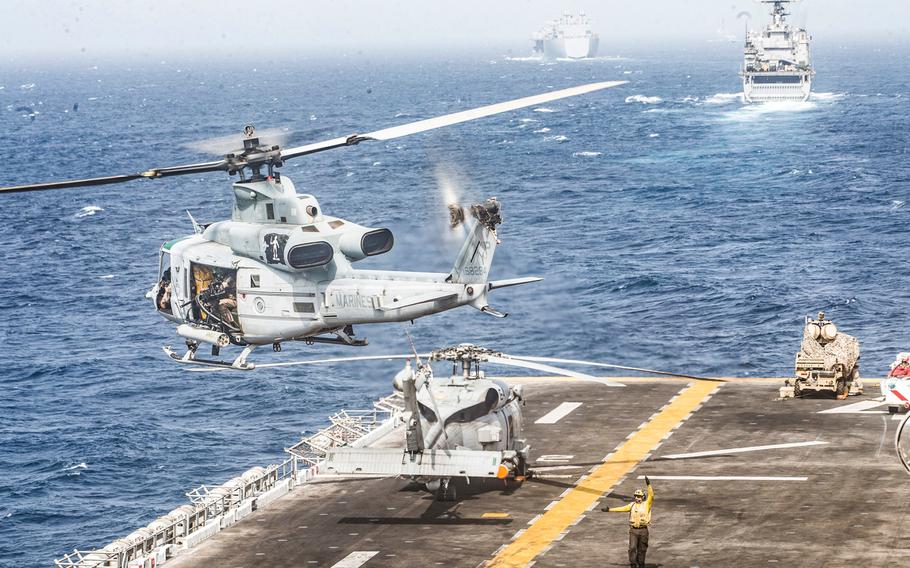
[403,326,424,367]
[186,210,203,235]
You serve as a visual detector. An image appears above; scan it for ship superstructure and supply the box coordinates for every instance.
[740,0,813,102]
[532,11,599,59]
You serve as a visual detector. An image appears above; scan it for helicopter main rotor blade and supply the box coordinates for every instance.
[3,81,625,193]
[0,159,228,194]
[280,81,627,159]
[511,355,724,382]
[484,355,626,387]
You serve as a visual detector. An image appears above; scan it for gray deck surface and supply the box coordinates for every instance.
[166,379,910,568]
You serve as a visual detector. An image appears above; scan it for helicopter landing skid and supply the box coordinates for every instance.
[302,335,368,347]
[163,345,256,371]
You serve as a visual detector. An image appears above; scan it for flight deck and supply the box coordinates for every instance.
[159,378,909,568]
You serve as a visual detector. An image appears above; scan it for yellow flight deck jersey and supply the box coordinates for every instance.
[607,485,653,528]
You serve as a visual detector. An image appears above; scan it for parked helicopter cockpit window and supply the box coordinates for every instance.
[266,203,275,221]
[249,274,260,288]
[287,242,333,269]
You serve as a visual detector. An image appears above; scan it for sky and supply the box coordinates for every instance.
[0,0,907,60]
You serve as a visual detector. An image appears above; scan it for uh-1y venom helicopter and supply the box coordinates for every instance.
[0,81,625,370]
[280,343,710,501]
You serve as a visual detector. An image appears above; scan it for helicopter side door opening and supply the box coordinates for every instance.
[190,263,240,334]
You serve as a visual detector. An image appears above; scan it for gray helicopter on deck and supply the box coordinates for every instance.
[0,82,626,369]
[275,343,711,501]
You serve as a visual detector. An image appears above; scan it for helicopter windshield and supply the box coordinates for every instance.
[155,251,172,313]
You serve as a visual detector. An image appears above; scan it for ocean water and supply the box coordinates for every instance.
[1,42,909,566]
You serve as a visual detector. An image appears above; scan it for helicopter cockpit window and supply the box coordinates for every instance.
[156,267,173,313]
[249,274,260,288]
[287,242,333,269]
[266,203,275,221]
[191,264,240,331]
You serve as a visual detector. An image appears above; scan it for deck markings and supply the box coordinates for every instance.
[637,475,807,481]
[535,455,574,463]
[487,380,719,568]
[817,400,887,414]
[534,402,583,424]
[331,551,379,568]
[660,440,827,460]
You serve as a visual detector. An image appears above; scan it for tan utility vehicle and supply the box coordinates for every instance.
[782,312,861,399]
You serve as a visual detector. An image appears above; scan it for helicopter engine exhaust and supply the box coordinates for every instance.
[176,324,230,347]
[339,227,395,261]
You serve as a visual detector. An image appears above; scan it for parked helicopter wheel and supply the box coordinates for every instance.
[436,477,458,502]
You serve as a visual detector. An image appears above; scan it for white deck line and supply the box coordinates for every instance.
[817,400,887,414]
[331,550,380,568]
[660,440,827,460]
[535,402,583,424]
[637,475,807,481]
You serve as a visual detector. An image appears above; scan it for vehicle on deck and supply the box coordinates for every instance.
[782,311,861,399]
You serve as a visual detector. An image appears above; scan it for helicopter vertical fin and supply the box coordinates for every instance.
[449,201,500,285]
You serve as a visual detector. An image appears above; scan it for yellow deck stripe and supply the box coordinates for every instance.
[487,380,719,568]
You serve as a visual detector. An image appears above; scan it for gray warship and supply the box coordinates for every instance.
[741,0,813,103]
[532,12,599,60]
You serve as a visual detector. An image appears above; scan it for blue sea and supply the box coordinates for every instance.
[1,42,909,566]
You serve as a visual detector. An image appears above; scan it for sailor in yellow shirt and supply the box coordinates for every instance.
[602,475,653,568]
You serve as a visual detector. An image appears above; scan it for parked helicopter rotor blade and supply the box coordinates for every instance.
[253,353,428,369]
[280,81,627,159]
[484,355,626,387]
[511,355,724,382]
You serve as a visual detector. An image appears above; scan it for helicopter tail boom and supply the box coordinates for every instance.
[449,198,502,285]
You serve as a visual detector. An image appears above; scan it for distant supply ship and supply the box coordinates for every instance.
[740,0,813,102]
[532,12,599,59]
